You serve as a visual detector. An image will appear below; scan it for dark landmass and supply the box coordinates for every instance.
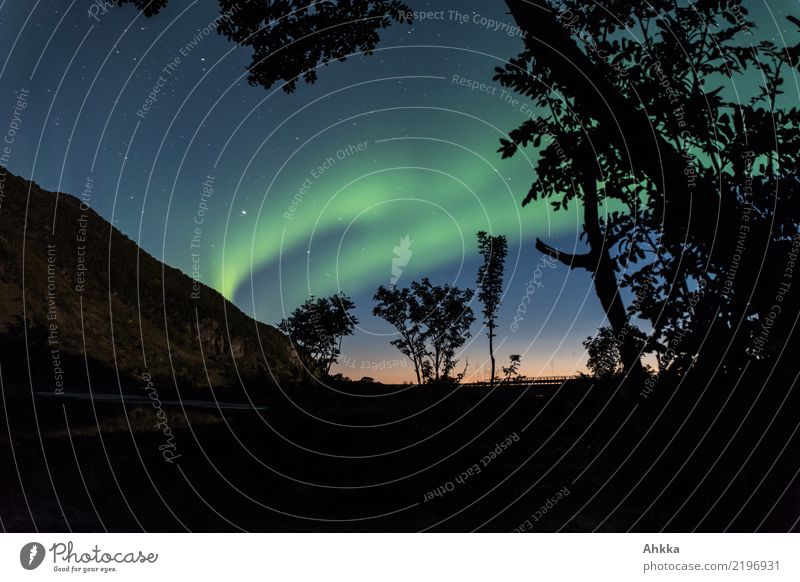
[0,170,798,532]
[2,370,798,532]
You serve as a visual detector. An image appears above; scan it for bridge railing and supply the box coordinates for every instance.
[459,375,577,387]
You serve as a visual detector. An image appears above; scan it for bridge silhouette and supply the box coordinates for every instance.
[460,375,577,387]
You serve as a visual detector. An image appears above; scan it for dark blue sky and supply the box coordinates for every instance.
[0,1,793,381]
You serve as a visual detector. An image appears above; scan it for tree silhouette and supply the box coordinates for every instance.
[583,325,647,380]
[476,231,508,387]
[120,0,412,92]
[373,285,426,384]
[497,1,800,378]
[374,278,474,385]
[501,353,522,382]
[278,293,357,376]
[413,278,475,383]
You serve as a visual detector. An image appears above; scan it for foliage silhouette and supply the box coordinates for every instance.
[278,293,358,376]
[582,325,649,380]
[120,0,412,92]
[374,278,474,385]
[501,353,522,382]
[496,0,800,379]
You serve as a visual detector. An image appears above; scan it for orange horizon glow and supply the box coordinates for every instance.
[331,357,591,384]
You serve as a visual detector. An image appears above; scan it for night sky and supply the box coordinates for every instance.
[0,0,794,382]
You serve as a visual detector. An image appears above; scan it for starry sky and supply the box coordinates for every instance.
[0,0,795,382]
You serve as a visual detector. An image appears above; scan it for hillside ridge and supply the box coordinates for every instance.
[0,167,300,398]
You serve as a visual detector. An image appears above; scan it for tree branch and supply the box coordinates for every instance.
[535,238,594,271]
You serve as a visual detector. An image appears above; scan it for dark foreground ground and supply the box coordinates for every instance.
[1,370,799,532]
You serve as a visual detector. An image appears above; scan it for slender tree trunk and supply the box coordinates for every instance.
[410,342,422,385]
[412,356,422,385]
[398,329,423,385]
[489,323,496,388]
[327,336,342,375]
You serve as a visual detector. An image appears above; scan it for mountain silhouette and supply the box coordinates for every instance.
[0,167,300,400]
